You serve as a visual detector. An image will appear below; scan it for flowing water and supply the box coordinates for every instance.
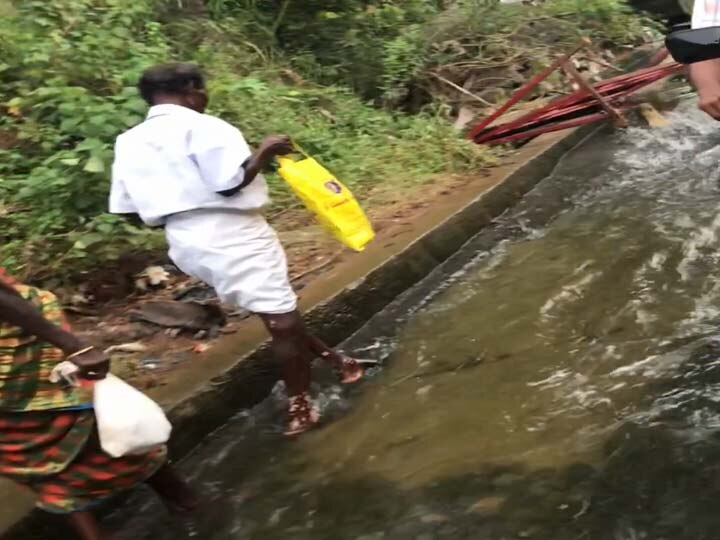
[18,104,720,539]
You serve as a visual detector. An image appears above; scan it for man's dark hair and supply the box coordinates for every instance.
[137,63,205,105]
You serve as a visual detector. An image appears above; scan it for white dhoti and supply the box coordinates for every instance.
[165,209,298,314]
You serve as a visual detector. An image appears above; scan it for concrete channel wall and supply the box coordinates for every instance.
[1,124,600,537]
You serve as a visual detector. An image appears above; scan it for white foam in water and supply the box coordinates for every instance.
[527,368,573,388]
[677,212,720,282]
[539,271,600,320]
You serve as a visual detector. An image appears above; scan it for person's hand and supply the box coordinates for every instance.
[690,61,720,121]
[698,85,720,120]
[259,135,294,157]
[67,347,110,380]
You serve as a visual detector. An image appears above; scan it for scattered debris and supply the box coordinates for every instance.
[192,343,211,354]
[104,342,148,355]
[130,300,226,331]
[638,103,668,128]
[70,292,92,306]
[135,266,171,291]
[63,306,99,317]
[172,281,217,302]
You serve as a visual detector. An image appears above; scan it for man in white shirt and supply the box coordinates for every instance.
[111,63,366,436]
[688,0,720,119]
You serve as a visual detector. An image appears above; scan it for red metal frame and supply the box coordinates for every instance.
[466,47,684,146]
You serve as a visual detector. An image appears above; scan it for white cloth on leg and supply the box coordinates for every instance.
[165,209,297,314]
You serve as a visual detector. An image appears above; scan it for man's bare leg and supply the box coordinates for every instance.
[260,311,318,436]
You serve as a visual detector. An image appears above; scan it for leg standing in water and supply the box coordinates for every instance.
[110,63,372,436]
[260,311,366,435]
[0,270,198,540]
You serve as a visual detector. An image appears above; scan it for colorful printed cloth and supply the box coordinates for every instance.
[0,269,167,513]
[0,410,166,513]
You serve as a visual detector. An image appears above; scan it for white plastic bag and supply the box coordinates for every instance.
[93,374,172,458]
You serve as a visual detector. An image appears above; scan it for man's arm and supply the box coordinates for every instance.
[690,59,720,119]
[217,135,294,197]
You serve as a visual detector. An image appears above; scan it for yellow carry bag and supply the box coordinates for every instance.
[276,149,375,252]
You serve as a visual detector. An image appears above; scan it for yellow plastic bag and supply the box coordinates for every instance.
[277,151,375,252]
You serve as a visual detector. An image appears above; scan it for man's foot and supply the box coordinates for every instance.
[285,392,320,436]
[334,356,364,384]
[334,357,379,385]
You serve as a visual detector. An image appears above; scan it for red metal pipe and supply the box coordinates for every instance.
[466,38,591,140]
[470,62,683,145]
[562,62,627,127]
[482,112,610,145]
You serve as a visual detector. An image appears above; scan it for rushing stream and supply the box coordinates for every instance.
[16,103,720,540]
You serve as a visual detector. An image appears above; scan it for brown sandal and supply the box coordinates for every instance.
[284,392,320,436]
[334,357,380,385]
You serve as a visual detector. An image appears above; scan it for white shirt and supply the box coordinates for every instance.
[110,104,269,226]
[692,0,720,28]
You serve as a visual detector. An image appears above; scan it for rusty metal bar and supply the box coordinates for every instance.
[470,62,682,145]
[483,112,610,145]
[466,37,591,140]
[562,62,628,128]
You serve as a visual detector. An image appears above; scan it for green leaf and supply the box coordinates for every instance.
[122,114,141,127]
[73,232,104,250]
[60,157,80,166]
[76,138,104,152]
[60,118,81,132]
[83,155,105,173]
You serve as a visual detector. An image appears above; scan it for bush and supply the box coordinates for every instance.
[0,0,486,282]
[0,0,173,278]
[0,0,655,283]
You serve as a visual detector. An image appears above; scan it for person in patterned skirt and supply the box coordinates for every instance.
[0,268,197,540]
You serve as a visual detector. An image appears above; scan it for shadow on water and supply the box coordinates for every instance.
[10,104,720,539]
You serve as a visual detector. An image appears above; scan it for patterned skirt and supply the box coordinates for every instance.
[0,409,166,513]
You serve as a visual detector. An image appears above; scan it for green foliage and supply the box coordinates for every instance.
[379,0,660,108]
[207,0,441,98]
[0,0,171,279]
[0,0,653,283]
[0,0,484,282]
